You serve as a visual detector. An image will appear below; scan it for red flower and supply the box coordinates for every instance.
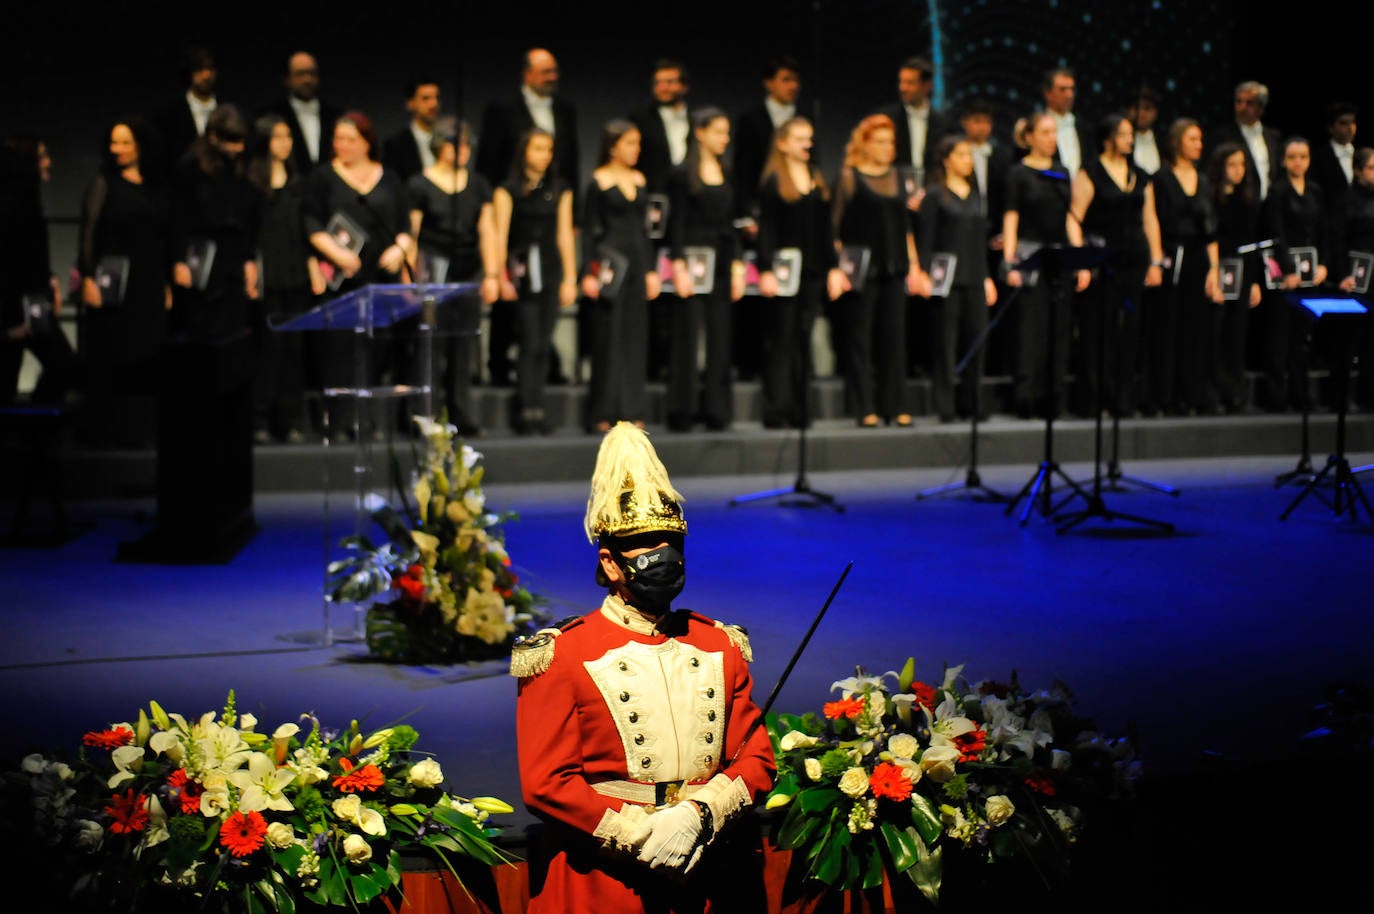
[953,727,988,763]
[166,768,204,814]
[978,680,1013,699]
[910,682,937,712]
[105,789,150,834]
[823,696,866,720]
[220,809,268,857]
[333,757,386,793]
[397,565,427,605]
[869,761,914,802]
[83,726,135,751]
[1025,771,1057,796]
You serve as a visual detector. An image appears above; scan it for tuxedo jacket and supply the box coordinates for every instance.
[1208,120,1284,201]
[474,93,579,203]
[730,102,784,221]
[878,101,952,181]
[976,140,1016,238]
[1308,139,1352,205]
[258,96,344,177]
[381,128,426,183]
[153,96,205,173]
[629,103,679,194]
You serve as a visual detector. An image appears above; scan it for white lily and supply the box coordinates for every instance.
[226,752,296,812]
[107,745,146,789]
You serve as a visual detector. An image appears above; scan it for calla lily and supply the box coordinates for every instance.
[107,745,146,789]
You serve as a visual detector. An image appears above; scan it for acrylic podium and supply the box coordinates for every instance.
[272,282,478,644]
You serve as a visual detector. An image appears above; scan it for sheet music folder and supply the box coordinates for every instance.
[268,283,479,332]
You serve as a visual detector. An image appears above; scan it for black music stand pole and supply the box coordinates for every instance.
[1004,245,1101,525]
[1056,255,1174,534]
[730,288,842,511]
[1279,295,1372,521]
[917,289,1014,502]
[1100,284,1179,496]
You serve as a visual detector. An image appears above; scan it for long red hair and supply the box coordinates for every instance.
[843,114,895,168]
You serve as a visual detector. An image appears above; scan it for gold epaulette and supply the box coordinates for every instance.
[510,616,584,678]
[717,622,753,662]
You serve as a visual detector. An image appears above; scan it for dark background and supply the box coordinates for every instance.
[1,0,1364,259]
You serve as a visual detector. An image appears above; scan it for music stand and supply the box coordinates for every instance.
[917,288,1014,503]
[1056,258,1174,535]
[273,282,477,643]
[1003,244,1112,525]
[1278,295,1372,522]
[730,285,842,511]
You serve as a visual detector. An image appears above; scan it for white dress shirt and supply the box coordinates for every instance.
[970,140,991,216]
[290,96,322,162]
[659,103,689,165]
[1051,110,1081,177]
[1133,129,1161,175]
[411,123,436,171]
[904,103,930,176]
[186,91,217,137]
[522,85,556,136]
[1240,121,1271,199]
[764,97,795,129]
[1332,139,1355,185]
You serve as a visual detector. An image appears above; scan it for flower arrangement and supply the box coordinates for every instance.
[326,416,549,664]
[764,659,1141,904]
[1,691,516,914]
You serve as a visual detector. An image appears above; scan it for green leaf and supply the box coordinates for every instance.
[861,839,887,890]
[880,821,918,872]
[909,792,943,844]
[905,840,944,904]
[799,786,842,813]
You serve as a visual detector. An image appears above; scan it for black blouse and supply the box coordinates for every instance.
[1263,176,1327,272]
[1004,163,1071,245]
[916,182,988,290]
[832,166,910,278]
[407,170,492,281]
[756,172,838,280]
[303,163,411,288]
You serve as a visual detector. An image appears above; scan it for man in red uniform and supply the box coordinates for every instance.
[512,421,775,912]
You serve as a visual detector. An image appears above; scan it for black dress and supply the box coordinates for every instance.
[1213,186,1263,412]
[76,169,171,447]
[917,181,990,421]
[301,163,410,431]
[833,165,912,422]
[1078,158,1149,416]
[1258,176,1327,412]
[581,179,653,428]
[755,171,837,428]
[1003,162,1072,416]
[406,170,490,431]
[253,172,317,439]
[664,166,740,430]
[1150,168,1216,414]
[1333,181,1374,407]
[503,174,568,430]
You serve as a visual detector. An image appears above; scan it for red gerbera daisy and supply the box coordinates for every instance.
[333,757,386,792]
[105,788,150,834]
[83,726,135,751]
[220,809,268,857]
[953,727,988,763]
[869,761,914,802]
[822,695,866,720]
[397,565,427,605]
[1025,771,1057,796]
[910,682,937,712]
[167,768,205,814]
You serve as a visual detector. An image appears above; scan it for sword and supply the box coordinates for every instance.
[731,561,853,763]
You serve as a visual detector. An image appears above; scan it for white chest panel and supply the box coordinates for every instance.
[584,639,726,783]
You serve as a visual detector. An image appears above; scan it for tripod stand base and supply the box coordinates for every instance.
[729,480,844,511]
[1100,464,1181,497]
[1054,494,1175,534]
[1005,461,1091,526]
[917,467,1009,503]
[1279,455,1374,522]
[1274,454,1316,488]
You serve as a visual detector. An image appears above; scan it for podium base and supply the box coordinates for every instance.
[116,509,258,564]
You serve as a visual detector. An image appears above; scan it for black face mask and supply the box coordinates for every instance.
[617,544,685,610]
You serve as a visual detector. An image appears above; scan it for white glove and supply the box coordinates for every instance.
[635,802,704,871]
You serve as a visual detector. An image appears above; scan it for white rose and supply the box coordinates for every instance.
[837,767,869,799]
[985,795,1015,826]
[342,833,373,864]
[408,758,444,788]
[919,744,960,783]
[804,758,823,782]
[887,733,919,759]
[266,822,297,850]
[780,731,820,752]
[333,794,363,822]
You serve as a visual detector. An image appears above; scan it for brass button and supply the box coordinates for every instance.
[707,710,716,721]
[618,661,628,671]
[634,734,645,745]
[628,711,639,723]
[619,691,630,702]
[641,757,651,768]
[704,733,714,744]
[690,657,699,667]
[706,688,715,698]
[704,755,712,764]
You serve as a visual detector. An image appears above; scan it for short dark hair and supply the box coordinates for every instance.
[1326,101,1359,125]
[1126,86,1161,110]
[404,74,440,100]
[179,46,215,84]
[901,56,933,78]
[1042,67,1075,91]
[764,56,801,80]
[653,57,689,84]
[961,96,995,119]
